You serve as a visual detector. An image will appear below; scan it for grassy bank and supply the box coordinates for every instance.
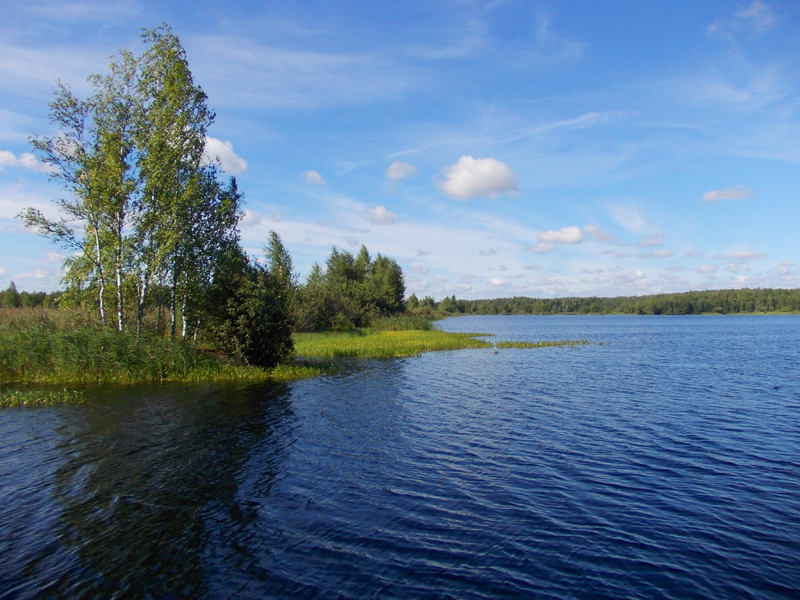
[294,329,490,358]
[0,308,332,385]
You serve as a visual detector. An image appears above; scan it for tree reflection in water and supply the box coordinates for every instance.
[45,383,296,597]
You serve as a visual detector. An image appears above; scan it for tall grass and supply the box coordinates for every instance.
[0,308,336,384]
[294,329,490,358]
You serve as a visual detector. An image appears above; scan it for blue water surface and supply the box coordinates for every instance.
[0,315,798,598]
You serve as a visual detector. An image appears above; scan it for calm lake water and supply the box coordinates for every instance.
[1,315,799,599]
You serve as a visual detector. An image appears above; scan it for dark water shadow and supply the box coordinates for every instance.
[17,382,296,598]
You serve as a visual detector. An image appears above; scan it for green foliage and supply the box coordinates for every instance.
[202,242,294,368]
[0,388,87,408]
[296,245,406,330]
[423,289,800,316]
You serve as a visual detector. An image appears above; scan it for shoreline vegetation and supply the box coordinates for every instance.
[2,24,798,407]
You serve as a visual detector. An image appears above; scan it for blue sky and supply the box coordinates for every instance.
[1,0,799,299]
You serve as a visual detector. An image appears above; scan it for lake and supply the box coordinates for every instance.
[1,315,798,598]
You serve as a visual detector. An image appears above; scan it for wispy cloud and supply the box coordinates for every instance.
[188,36,418,110]
[707,1,777,40]
[701,186,753,202]
[384,160,418,182]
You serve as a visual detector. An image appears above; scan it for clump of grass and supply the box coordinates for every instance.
[495,339,590,349]
[294,329,490,358]
[0,388,86,408]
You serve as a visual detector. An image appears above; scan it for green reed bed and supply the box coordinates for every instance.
[0,308,336,384]
[0,388,87,408]
[294,329,490,359]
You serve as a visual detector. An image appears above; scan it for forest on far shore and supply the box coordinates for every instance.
[407,287,800,316]
[6,284,799,316]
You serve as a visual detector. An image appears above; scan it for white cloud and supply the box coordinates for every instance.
[202,137,248,175]
[701,186,754,203]
[524,264,543,271]
[303,170,325,185]
[707,1,777,39]
[364,205,399,225]
[725,262,750,273]
[412,262,429,273]
[188,37,416,110]
[488,278,506,286]
[582,225,616,242]
[538,226,584,244]
[438,156,517,200]
[0,150,52,173]
[640,232,664,247]
[608,204,647,233]
[15,268,49,280]
[684,250,703,257]
[385,161,418,182]
[532,242,555,253]
[613,270,646,283]
[0,267,6,276]
[712,250,767,260]
[694,265,719,274]
[45,252,65,263]
[637,249,673,259]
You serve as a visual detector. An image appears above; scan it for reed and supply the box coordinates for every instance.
[0,308,337,384]
[0,388,87,408]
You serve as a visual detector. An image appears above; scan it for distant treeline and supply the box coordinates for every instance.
[408,288,800,316]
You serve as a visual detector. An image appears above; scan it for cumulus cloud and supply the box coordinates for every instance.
[524,264,543,271]
[712,250,766,260]
[539,226,584,244]
[613,270,646,283]
[580,268,605,274]
[202,137,248,175]
[530,225,584,253]
[701,186,753,203]
[438,156,517,200]
[684,250,703,257]
[303,170,325,185]
[384,161,418,181]
[0,150,52,173]
[488,278,506,286]
[479,248,498,256]
[637,249,673,259]
[364,205,399,225]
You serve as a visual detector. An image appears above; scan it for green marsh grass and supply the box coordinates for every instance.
[0,388,87,408]
[294,329,490,358]
[0,308,337,384]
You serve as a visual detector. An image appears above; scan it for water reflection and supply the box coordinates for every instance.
[41,383,295,597]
